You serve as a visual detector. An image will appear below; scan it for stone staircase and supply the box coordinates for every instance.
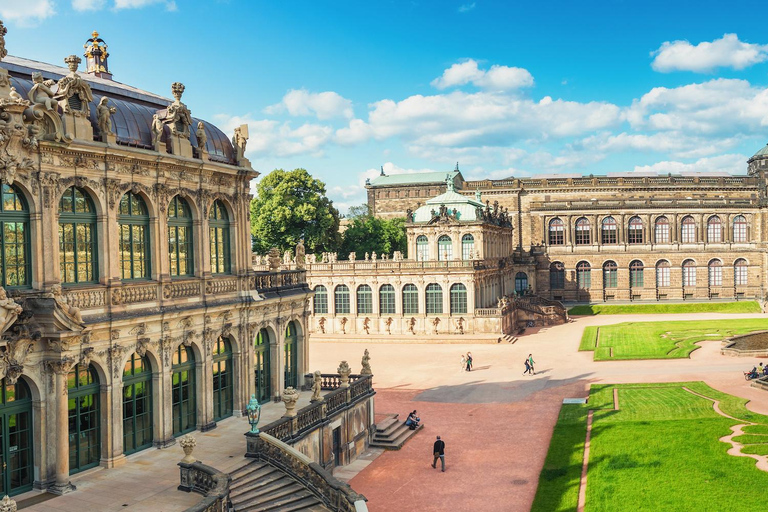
[229,459,330,512]
[369,414,422,450]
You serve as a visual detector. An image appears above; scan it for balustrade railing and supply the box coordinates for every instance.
[111,282,158,305]
[205,277,238,295]
[63,288,107,309]
[325,388,348,415]
[296,401,324,435]
[251,270,308,292]
[178,461,231,512]
[163,280,201,300]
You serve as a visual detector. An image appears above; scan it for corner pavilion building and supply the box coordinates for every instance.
[0,25,311,497]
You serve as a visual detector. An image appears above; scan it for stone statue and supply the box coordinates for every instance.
[195,121,207,151]
[363,317,370,335]
[349,252,356,262]
[55,55,93,115]
[360,349,372,375]
[232,125,248,162]
[96,97,116,141]
[310,370,323,402]
[51,284,84,325]
[318,317,326,334]
[295,239,306,269]
[456,317,465,335]
[151,114,164,149]
[283,250,292,265]
[0,286,22,336]
[307,254,316,264]
[8,87,21,101]
[28,72,56,110]
[268,247,281,271]
[432,317,440,334]
[371,251,377,261]
[0,20,7,62]
[162,82,192,138]
[408,317,416,335]
[364,252,369,261]
[340,316,347,334]
[385,317,393,334]
[393,251,402,261]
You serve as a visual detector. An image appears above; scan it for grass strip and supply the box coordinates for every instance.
[568,301,760,316]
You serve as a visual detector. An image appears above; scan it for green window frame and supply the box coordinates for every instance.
[172,345,196,436]
[379,284,395,315]
[402,284,418,315]
[461,234,474,260]
[284,322,298,388]
[576,262,591,289]
[212,337,233,422]
[254,328,271,403]
[438,235,452,261]
[0,185,30,288]
[313,285,328,314]
[629,260,644,288]
[416,235,429,261]
[357,284,372,314]
[426,283,443,315]
[0,378,33,496]
[67,363,100,474]
[209,200,231,274]
[168,196,193,277]
[123,353,153,455]
[334,285,350,314]
[118,191,150,280]
[59,186,97,284]
[450,283,467,314]
[603,261,618,289]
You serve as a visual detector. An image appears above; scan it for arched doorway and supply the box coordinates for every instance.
[515,272,528,294]
[254,328,271,403]
[68,363,100,474]
[284,322,298,388]
[0,378,32,496]
[212,337,233,421]
[172,345,196,436]
[122,353,153,455]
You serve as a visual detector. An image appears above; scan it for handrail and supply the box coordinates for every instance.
[178,461,231,512]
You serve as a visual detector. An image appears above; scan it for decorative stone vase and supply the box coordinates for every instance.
[282,386,300,417]
[338,360,352,388]
[179,434,197,463]
[0,496,16,512]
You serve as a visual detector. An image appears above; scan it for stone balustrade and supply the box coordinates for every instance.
[177,461,231,512]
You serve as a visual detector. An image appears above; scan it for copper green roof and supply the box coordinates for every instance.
[368,170,461,187]
[752,144,768,159]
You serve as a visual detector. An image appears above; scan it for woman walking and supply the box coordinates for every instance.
[528,354,535,375]
[460,354,466,371]
[466,352,473,371]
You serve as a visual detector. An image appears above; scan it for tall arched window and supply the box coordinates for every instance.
[212,337,233,421]
[654,216,669,244]
[708,259,722,286]
[68,363,100,474]
[629,260,644,288]
[682,259,696,287]
[168,196,193,277]
[575,218,590,245]
[254,328,271,403]
[426,283,443,314]
[357,284,373,314]
[603,261,618,289]
[313,285,328,314]
[0,378,33,496]
[379,284,395,314]
[171,345,196,436]
[707,216,722,243]
[450,283,467,314]
[119,191,150,280]
[515,272,529,293]
[0,185,30,288]
[416,235,429,261]
[550,262,565,289]
[334,285,350,314]
[438,235,453,261]
[461,234,475,260]
[123,353,153,455]
[402,284,418,315]
[628,217,643,244]
[209,200,231,274]
[733,215,747,243]
[601,217,617,245]
[549,218,564,245]
[681,216,696,243]
[284,322,298,388]
[735,259,748,286]
[59,186,97,284]
[656,260,670,288]
[576,261,591,289]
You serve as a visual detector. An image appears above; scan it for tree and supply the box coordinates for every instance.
[339,204,407,259]
[251,168,340,254]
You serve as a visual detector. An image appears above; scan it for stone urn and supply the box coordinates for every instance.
[338,360,352,388]
[179,434,197,463]
[0,496,17,512]
[282,386,300,417]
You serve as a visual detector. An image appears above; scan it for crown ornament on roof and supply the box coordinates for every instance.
[84,30,111,78]
[171,82,185,102]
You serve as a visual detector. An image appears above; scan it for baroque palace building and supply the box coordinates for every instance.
[0,24,311,497]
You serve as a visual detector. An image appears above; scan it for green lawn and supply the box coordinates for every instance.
[532,382,768,512]
[579,318,768,360]
[569,301,761,315]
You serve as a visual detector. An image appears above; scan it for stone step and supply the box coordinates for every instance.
[230,464,281,494]
[230,470,287,500]
[233,479,304,507]
[230,460,268,480]
[370,423,422,450]
[236,489,322,512]
[375,417,402,436]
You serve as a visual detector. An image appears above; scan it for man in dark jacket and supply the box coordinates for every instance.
[432,435,445,472]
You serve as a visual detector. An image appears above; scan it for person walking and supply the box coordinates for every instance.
[432,435,446,472]
[528,354,536,375]
[523,358,531,375]
[466,352,473,372]
[460,354,466,371]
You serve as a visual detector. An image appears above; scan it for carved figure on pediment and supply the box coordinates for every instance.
[151,114,164,149]
[349,252,356,262]
[232,125,248,162]
[317,317,326,334]
[51,284,84,325]
[408,317,416,335]
[8,88,21,102]
[393,251,402,261]
[371,251,377,261]
[160,82,192,138]
[363,317,370,335]
[360,349,372,375]
[432,317,440,334]
[96,97,116,141]
[0,286,21,336]
[295,239,305,269]
[405,208,413,222]
[268,247,281,271]
[385,317,392,334]
[310,370,323,402]
[0,336,34,384]
[340,317,347,334]
[55,55,93,115]
[195,121,207,151]
[0,20,7,62]
[28,73,55,111]
[456,317,465,335]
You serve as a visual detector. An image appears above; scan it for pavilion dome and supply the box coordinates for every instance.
[751,143,768,160]
[412,175,485,222]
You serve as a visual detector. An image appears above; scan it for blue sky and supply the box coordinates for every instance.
[4,0,768,213]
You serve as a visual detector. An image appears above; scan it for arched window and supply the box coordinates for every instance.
[549,218,564,245]
[416,235,429,261]
[284,322,298,388]
[123,352,153,454]
[209,200,231,274]
[0,378,33,495]
[576,261,591,289]
[550,262,565,289]
[628,217,643,244]
[168,196,193,277]
[59,186,97,284]
[461,234,474,260]
[357,284,373,314]
[334,285,350,314]
[212,337,233,421]
[379,284,395,315]
[656,260,670,288]
[171,345,196,436]
[601,217,617,245]
[654,216,669,244]
[735,259,748,286]
[450,283,467,314]
[629,260,644,288]
[708,259,722,286]
[681,216,696,243]
[254,328,271,403]
[68,363,100,474]
[438,235,453,261]
[733,215,748,243]
[426,283,443,314]
[682,259,696,287]
[402,284,418,315]
[707,216,722,243]
[515,272,529,293]
[313,285,328,314]
[119,191,150,280]
[603,261,618,289]
[575,218,590,245]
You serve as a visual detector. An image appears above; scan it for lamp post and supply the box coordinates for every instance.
[246,394,261,434]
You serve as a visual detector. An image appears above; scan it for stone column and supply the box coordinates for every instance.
[47,359,76,495]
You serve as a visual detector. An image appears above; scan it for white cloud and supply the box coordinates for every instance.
[114,0,176,10]
[431,59,534,91]
[651,34,768,73]
[579,131,743,159]
[266,89,354,120]
[0,0,55,26]
[213,114,334,158]
[628,154,747,175]
[458,2,476,13]
[72,0,106,10]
